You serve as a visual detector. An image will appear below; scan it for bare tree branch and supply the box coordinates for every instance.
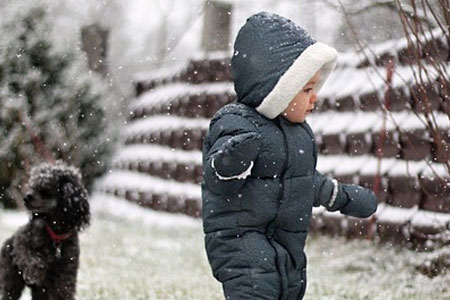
[323,0,438,27]
[339,0,450,175]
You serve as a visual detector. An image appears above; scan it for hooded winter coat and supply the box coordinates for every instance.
[202,12,378,300]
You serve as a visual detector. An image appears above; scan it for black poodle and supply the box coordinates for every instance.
[0,161,90,300]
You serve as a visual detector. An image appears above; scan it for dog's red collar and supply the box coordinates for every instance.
[45,225,72,243]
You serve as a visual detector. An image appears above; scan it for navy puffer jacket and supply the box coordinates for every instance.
[202,12,378,300]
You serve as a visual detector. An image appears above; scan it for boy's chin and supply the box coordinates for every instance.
[283,115,306,123]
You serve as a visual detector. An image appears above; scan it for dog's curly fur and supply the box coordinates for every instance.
[0,161,90,300]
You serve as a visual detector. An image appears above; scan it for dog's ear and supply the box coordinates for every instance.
[60,179,91,231]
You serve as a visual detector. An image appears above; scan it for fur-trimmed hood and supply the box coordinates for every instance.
[231,12,338,119]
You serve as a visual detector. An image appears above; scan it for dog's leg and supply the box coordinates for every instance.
[31,286,47,300]
[11,230,49,287]
[29,258,77,300]
[0,241,26,300]
[44,239,80,300]
[45,269,77,300]
[0,274,25,300]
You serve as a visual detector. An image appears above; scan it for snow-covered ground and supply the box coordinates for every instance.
[1,194,449,300]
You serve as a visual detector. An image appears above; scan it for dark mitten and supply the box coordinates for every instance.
[213,132,262,178]
[339,184,378,218]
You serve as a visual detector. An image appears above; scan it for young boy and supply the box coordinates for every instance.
[202,12,377,300]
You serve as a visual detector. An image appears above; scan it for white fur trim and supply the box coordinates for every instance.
[256,42,338,119]
[328,179,339,208]
[211,158,254,181]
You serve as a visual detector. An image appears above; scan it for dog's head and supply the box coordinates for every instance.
[24,160,90,231]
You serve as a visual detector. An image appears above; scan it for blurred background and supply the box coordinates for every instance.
[0,0,427,206]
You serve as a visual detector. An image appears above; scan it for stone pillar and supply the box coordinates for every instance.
[201,0,232,51]
[81,24,109,75]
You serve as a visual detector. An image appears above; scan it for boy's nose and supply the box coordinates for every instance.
[310,92,318,103]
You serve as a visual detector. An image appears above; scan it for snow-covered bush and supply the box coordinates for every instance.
[0,3,118,207]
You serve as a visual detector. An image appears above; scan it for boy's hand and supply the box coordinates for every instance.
[213,132,262,178]
[339,184,378,218]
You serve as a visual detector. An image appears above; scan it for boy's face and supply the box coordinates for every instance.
[282,71,321,123]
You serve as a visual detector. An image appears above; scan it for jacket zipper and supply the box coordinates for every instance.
[270,118,291,300]
[278,120,289,210]
[267,118,289,239]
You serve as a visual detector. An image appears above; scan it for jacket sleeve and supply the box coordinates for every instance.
[313,170,378,218]
[203,114,261,196]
